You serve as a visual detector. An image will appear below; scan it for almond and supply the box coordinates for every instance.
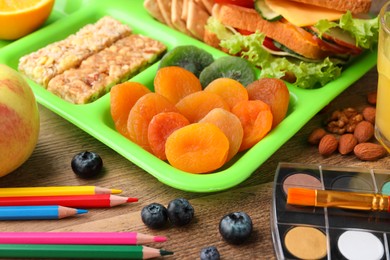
[367,91,377,105]
[338,134,358,155]
[308,128,327,145]
[354,121,374,143]
[354,143,387,161]
[318,134,338,156]
[362,106,376,124]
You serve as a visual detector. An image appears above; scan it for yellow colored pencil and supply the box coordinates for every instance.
[0,186,122,197]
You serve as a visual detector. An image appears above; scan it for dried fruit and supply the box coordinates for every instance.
[354,121,374,143]
[318,134,338,156]
[338,134,358,155]
[308,128,327,145]
[353,143,387,161]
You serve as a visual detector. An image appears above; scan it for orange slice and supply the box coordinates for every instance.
[0,0,55,40]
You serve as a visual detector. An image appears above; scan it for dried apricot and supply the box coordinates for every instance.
[148,112,190,160]
[176,91,230,123]
[165,122,229,173]
[232,100,273,151]
[204,78,248,109]
[110,81,151,139]
[200,108,243,162]
[246,78,289,128]
[154,66,202,104]
[127,93,178,152]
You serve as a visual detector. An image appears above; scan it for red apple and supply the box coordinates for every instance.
[0,64,40,177]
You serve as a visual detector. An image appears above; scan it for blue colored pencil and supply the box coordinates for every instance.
[0,205,88,220]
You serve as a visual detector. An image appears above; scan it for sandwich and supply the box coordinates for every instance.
[204,0,379,88]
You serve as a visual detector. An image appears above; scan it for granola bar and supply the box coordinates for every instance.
[47,34,167,104]
[18,16,132,87]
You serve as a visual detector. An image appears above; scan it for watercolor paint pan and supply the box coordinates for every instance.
[271,162,390,260]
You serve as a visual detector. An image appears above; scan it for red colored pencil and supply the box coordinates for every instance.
[0,194,138,208]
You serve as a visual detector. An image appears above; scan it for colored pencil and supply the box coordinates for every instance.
[0,205,88,220]
[0,194,138,208]
[0,232,167,245]
[0,186,122,197]
[0,244,173,259]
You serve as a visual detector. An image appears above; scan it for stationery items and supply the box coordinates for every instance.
[0,194,138,208]
[0,244,173,259]
[0,232,167,245]
[0,186,122,197]
[0,205,87,220]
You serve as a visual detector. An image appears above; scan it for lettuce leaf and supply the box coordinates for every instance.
[216,31,342,89]
[315,11,379,49]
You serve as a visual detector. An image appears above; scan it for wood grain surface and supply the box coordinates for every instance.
[0,1,387,259]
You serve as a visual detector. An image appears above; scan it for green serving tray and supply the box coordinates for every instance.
[0,0,378,192]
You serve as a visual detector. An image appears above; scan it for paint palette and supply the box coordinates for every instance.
[271,163,390,260]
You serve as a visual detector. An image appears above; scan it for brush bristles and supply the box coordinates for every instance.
[287,188,316,206]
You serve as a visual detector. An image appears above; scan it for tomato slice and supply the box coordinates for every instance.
[214,0,254,8]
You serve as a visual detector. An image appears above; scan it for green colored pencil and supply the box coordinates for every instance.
[0,244,173,259]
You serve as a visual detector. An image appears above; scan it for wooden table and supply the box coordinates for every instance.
[0,2,387,259]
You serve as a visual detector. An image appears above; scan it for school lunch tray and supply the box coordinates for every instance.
[0,0,378,193]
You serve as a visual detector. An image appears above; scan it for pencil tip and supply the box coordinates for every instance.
[76,209,88,215]
[160,250,174,256]
[126,197,138,203]
[154,236,167,242]
[111,189,122,194]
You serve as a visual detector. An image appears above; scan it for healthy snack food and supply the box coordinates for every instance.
[147,112,190,160]
[165,123,229,173]
[127,93,178,153]
[18,16,132,87]
[110,82,151,139]
[158,45,214,77]
[71,151,103,179]
[141,203,169,229]
[166,198,194,226]
[47,34,166,104]
[175,91,230,123]
[154,66,202,104]
[204,77,248,109]
[199,56,256,87]
[199,108,243,162]
[246,78,290,128]
[231,100,273,151]
[219,211,253,244]
[200,246,220,260]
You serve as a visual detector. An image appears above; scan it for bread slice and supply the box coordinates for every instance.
[288,0,371,14]
[210,4,329,60]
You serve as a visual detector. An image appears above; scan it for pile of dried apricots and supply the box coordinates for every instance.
[110,49,290,174]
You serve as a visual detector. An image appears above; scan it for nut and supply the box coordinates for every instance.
[325,108,363,134]
[354,121,374,143]
[353,143,387,161]
[367,91,377,105]
[362,106,376,124]
[308,128,327,145]
[338,134,358,155]
[318,134,338,156]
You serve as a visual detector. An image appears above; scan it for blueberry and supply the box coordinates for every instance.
[167,198,194,226]
[141,203,168,229]
[219,211,253,244]
[71,151,103,179]
[200,246,220,260]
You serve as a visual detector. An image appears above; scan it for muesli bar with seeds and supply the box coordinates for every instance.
[47,34,167,104]
[18,16,132,87]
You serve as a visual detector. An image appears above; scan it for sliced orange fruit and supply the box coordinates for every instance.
[0,0,55,40]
